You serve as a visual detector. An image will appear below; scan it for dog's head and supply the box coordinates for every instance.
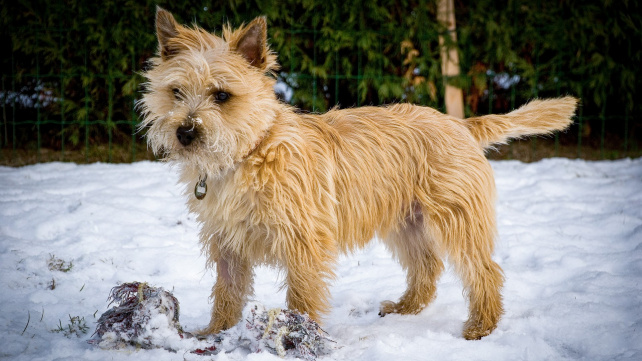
[139,7,280,177]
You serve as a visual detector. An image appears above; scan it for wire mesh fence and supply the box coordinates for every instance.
[1,1,640,166]
[2,46,141,164]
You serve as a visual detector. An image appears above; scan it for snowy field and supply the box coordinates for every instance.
[1,158,641,360]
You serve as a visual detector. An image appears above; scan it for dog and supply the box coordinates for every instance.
[139,7,577,340]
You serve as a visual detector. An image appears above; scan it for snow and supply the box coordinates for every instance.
[1,158,641,360]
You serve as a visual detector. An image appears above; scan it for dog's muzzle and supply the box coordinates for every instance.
[176,126,197,146]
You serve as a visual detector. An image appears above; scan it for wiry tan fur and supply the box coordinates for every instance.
[139,8,578,340]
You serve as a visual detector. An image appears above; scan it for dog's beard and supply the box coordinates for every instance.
[143,113,239,179]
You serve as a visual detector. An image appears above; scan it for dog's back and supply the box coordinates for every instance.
[298,97,577,260]
[310,105,494,248]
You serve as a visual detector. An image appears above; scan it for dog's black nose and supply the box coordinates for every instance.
[176,126,196,146]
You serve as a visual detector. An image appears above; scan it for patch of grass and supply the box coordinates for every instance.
[52,315,89,338]
[486,137,642,162]
[0,143,156,167]
[47,254,73,273]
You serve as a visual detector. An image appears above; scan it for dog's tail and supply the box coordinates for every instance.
[465,96,578,148]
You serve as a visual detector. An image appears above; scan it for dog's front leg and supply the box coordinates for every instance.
[283,241,335,323]
[203,253,253,334]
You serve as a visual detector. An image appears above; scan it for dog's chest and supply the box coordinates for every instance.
[186,171,276,260]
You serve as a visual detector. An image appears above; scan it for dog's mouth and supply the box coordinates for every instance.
[166,129,237,179]
[143,114,237,178]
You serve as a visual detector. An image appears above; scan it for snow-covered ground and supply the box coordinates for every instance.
[1,158,641,360]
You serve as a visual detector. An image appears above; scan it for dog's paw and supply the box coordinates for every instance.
[462,319,495,340]
[378,300,398,316]
[379,299,427,316]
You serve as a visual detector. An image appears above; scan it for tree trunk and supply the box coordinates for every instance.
[437,0,464,118]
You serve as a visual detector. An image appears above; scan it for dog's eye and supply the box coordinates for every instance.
[172,88,181,98]
[213,92,230,103]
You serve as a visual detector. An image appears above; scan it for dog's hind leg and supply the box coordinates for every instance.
[457,254,504,340]
[380,204,444,316]
[429,204,504,340]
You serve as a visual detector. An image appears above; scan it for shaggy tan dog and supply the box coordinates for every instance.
[139,8,578,340]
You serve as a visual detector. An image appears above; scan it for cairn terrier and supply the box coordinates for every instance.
[139,7,577,340]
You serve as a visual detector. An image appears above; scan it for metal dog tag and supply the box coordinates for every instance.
[194,175,207,200]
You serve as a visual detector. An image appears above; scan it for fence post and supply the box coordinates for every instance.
[600,98,606,159]
[357,40,362,107]
[107,57,113,163]
[531,45,540,161]
[624,107,629,152]
[357,10,363,107]
[488,71,493,114]
[624,38,631,153]
[11,50,16,161]
[554,56,562,157]
[1,76,5,150]
[131,48,137,162]
[84,44,90,163]
[334,51,339,107]
[289,25,294,105]
[312,25,317,112]
[577,87,583,158]
[36,27,42,163]
[59,23,66,162]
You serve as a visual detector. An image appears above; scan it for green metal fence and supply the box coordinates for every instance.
[2,44,141,164]
[2,1,640,166]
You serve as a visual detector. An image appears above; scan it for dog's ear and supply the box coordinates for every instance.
[156,7,182,60]
[227,17,273,70]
